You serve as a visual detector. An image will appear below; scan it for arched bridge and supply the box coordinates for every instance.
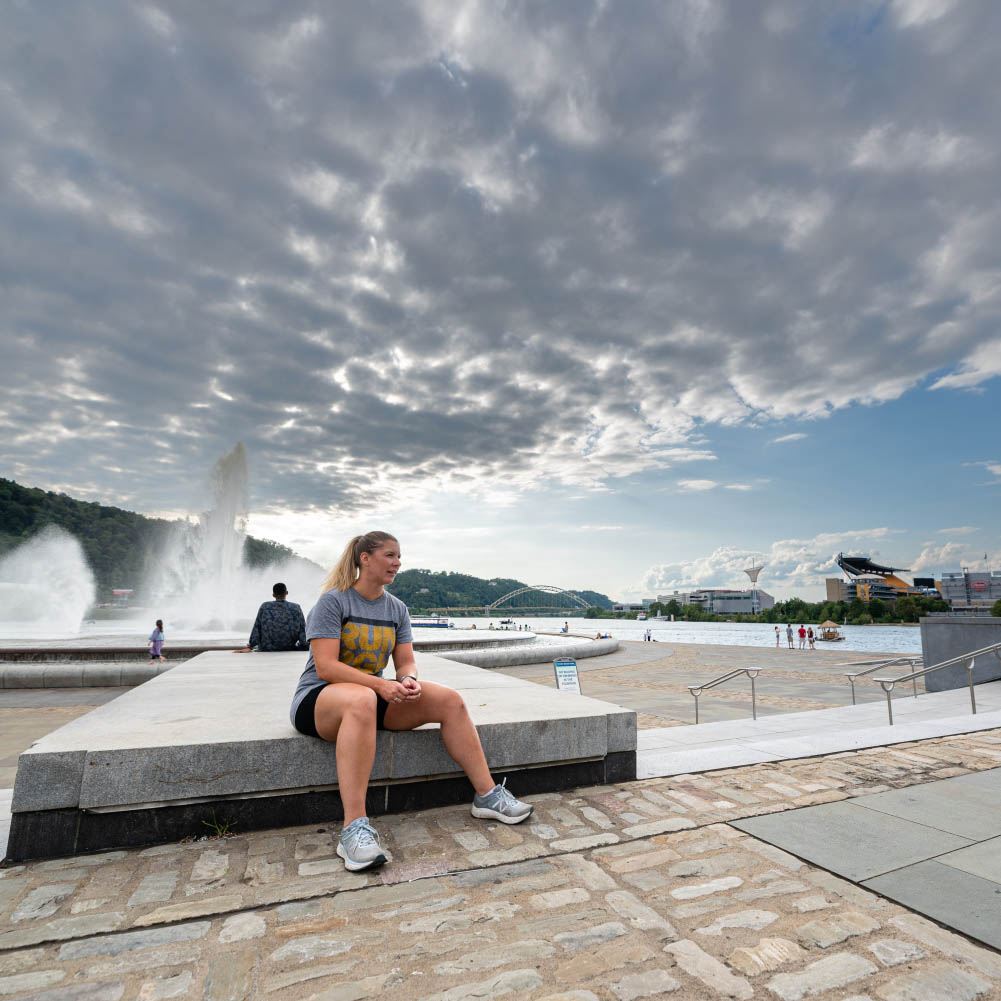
[487,585,590,611]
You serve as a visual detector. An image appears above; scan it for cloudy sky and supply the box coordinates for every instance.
[2,0,999,601]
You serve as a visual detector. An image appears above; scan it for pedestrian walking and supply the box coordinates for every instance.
[807,626,815,650]
[148,619,165,663]
[798,625,807,649]
[786,624,794,649]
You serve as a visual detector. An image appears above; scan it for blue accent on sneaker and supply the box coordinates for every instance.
[470,778,533,824]
[336,817,387,871]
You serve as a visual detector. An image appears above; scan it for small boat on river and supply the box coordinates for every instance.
[817,619,844,642]
[411,615,451,628]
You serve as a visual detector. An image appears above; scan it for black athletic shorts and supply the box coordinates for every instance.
[293,683,390,738]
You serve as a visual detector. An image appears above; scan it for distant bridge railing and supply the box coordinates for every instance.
[422,605,589,615]
[487,585,590,611]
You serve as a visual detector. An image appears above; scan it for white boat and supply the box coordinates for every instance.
[411,615,451,628]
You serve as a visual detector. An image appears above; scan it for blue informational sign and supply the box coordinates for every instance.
[554,658,581,694]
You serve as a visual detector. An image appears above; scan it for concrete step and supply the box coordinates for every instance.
[638,680,1001,777]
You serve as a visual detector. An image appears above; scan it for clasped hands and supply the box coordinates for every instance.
[384,675,421,705]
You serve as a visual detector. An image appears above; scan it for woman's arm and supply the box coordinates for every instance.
[310,638,410,701]
[391,641,417,678]
[391,642,421,701]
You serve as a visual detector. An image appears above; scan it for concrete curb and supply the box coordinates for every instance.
[438,637,620,668]
[0,663,172,688]
[0,636,620,686]
[0,646,232,662]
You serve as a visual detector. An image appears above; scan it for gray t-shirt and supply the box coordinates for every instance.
[289,587,413,725]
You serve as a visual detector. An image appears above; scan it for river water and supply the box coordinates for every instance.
[0,613,920,657]
[448,616,920,655]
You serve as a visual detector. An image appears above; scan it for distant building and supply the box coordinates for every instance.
[832,554,941,605]
[656,588,775,615]
[939,569,1001,610]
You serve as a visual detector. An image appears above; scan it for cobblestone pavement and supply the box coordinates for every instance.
[3,729,1000,999]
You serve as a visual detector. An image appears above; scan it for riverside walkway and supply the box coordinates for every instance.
[2,641,1001,999]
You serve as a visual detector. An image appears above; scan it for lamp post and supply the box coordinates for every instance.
[744,561,765,615]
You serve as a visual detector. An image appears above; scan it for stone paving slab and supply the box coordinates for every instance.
[857,769,1001,840]
[936,835,1001,882]
[2,730,1001,999]
[733,764,1001,954]
[863,860,1001,952]
[731,800,974,881]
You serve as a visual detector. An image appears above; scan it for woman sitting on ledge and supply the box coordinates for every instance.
[290,530,533,872]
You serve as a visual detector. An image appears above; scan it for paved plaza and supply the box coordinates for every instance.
[503,639,922,727]
[2,640,1001,999]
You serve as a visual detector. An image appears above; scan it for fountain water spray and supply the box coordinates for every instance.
[149,443,322,632]
[0,526,96,636]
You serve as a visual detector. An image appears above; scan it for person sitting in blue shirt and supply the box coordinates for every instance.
[234,582,308,653]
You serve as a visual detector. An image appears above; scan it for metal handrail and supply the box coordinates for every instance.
[843,656,922,705]
[687,668,761,724]
[871,641,1001,725]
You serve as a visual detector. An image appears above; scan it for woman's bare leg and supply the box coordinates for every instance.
[314,684,379,824]
[383,681,494,795]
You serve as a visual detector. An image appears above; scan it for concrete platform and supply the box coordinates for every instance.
[6,650,635,861]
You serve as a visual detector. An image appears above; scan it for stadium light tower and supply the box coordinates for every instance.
[743,560,765,615]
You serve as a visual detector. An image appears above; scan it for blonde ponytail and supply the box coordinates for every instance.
[321,531,398,593]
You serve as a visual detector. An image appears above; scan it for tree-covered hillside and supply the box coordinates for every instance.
[387,568,612,613]
[0,478,615,610]
[0,478,309,597]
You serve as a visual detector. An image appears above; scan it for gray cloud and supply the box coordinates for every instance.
[3,2,1000,519]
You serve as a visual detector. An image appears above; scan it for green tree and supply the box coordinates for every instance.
[894,596,919,622]
[848,597,867,620]
[992,598,1001,618]
[868,598,887,621]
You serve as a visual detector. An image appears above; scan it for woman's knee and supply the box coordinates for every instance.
[437,686,469,719]
[316,684,377,732]
[341,685,378,719]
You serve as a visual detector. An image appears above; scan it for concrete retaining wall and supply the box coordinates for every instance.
[0,663,171,688]
[7,650,636,861]
[438,637,619,668]
[0,646,230,663]
[0,635,618,687]
[920,616,1001,692]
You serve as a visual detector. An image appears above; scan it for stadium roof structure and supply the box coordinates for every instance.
[836,553,910,579]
